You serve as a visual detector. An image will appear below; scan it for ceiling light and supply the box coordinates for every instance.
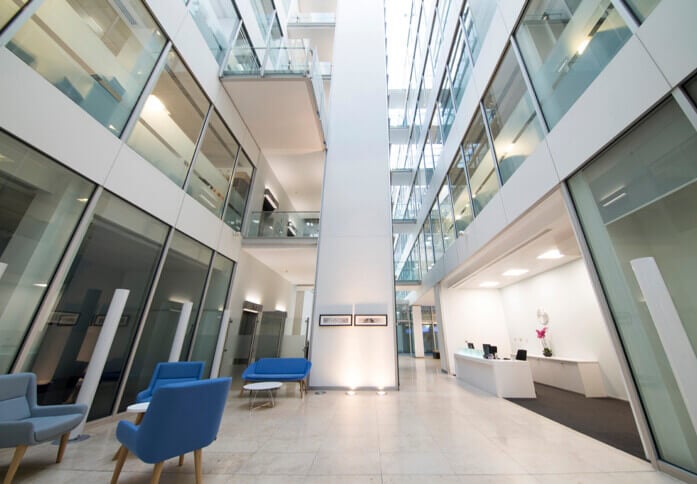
[602,192,626,207]
[577,37,591,55]
[503,269,529,277]
[376,391,386,396]
[33,283,48,288]
[479,281,499,288]
[538,249,564,260]
[345,390,356,396]
[144,95,168,115]
[76,198,89,203]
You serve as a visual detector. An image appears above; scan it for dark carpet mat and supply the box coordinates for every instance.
[507,383,645,460]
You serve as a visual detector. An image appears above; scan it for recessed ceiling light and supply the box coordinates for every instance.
[538,249,564,260]
[503,269,529,277]
[33,283,48,288]
[345,390,356,396]
[479,281,500,288]
[77,198,89,203]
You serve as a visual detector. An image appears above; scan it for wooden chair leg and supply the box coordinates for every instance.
[56,432,69,463]
[178,454,185,466]
[150,462,164,484]
[194,449,203,484]
[110,447,128,484]
[3,445,27,484]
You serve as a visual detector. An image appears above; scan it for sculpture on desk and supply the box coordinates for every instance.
[536,309,553,357]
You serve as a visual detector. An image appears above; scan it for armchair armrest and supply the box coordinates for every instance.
[0,421,35,447]
[31,403,87,418]
[115,420,139,452]
[136,389,152,403]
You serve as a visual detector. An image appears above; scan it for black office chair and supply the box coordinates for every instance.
[515,349,527,361]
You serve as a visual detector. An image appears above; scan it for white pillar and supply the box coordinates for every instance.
[631,257,697,431]
[70,288,129,438]
[310,0,396,389]
[411,305,425,358]
[210,309,230,378]
[169,302,193,362]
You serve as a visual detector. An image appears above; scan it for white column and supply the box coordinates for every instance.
[70,288,129,438]
[631,257,697,431]
[210,309,230,378]
[169,302,193,362]
[310,0,396,389]
[411,305,425,358]
[434,284,450,374]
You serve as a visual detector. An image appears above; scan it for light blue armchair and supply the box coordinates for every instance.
[111,377,231,484]
[0,373,87,484]
[135,361,205,403]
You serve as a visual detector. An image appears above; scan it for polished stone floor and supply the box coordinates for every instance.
[1,357,681,483]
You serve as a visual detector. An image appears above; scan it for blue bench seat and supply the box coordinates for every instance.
[241,358,312,398]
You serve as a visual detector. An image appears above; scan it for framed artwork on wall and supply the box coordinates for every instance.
[319,314,353,326]
[354,314,387,326]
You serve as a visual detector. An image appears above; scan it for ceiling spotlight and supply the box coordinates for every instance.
[345,390,356,396]
[538,249,564,260]
[503,269,529,277]
[479,281,500,288]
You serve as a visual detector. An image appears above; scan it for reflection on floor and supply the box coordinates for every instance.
[0,356,679,483]
[507,383,645,460]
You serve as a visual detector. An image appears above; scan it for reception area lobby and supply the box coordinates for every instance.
[0,357,677,483]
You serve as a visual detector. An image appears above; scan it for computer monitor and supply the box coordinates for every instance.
[482,344,491,358]
[467,342,475,349]
[515,349,527,361]
[490,345,498,358]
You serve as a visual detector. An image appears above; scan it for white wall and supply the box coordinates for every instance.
[219,249,296,375]
[310,0,396,389]
[438,287,511,375]
[499,259,627,399]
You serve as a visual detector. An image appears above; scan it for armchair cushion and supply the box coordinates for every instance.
[135,361,205,403]
[242,358,311,382]
[28,414,85,442]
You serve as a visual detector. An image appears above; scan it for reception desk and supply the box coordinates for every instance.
[527,355,607,397]
[454,352,536,398]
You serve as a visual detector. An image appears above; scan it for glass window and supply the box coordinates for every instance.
[417,231,428,279]
[447,150,474,235]
[438,183,456,249]
[120,230,212,409]
[422,218,435,271]
[624,0,662,22]
[224,150,254,231]
[8,0,166,136]
[448,20,472,108]
[0,131,95,373]
[515,0,631,128]
[430,201,444,264]
[437,74,456,140]
[187,110,240,217]
[190,253,234,378]
[463,111,499,215]
[685,75,697,106]
[189,0,240,65]
[430,8,443,61]
[483,48,546,183]
[1,0,26,31]
[25,192,168,420]
[127,50,211,186]
[466,0,497,61]
[568,100,697,474]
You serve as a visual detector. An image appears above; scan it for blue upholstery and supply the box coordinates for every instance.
[115,378,231,465]
[0,373,87,483]
[242,358,311,398]
[135,361,204,403]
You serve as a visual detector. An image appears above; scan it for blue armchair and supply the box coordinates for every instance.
[111,377,231,484]
[0,373,87,484]
[136,361,205,403]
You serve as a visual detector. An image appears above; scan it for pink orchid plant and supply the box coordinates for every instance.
[535,326,552,356]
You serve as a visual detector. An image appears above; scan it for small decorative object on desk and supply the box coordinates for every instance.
[536,308,552,356]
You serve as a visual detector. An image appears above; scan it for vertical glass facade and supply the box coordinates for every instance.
[569,99,697,474]
[624,0,663,22]
[483,48,545,183]
[187,110,240,217]
[437,183,456,250]
[8,0,166,135]
[127,50,211,186]
[0,0,26,30]
[26,193,168,420]
[515,0,632,128]
[224,150,254,231]
[448,151,474,236]
[463,112,499,215]
[120,231,211,408]
[0,131,95,373]
[190,253,234,377]
[465,0,497,61]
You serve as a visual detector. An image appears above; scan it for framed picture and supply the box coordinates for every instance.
[56,312,79,326]
[92,315,129,327]
[319,314,352,326]
[355,314,388,326]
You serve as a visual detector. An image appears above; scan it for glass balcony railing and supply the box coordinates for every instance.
[223,38,313,76]
[287,12,336,24]
[245,212,320,238]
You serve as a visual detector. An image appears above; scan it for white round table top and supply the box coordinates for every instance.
[243,381,282,391]
[126,402,150,413]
